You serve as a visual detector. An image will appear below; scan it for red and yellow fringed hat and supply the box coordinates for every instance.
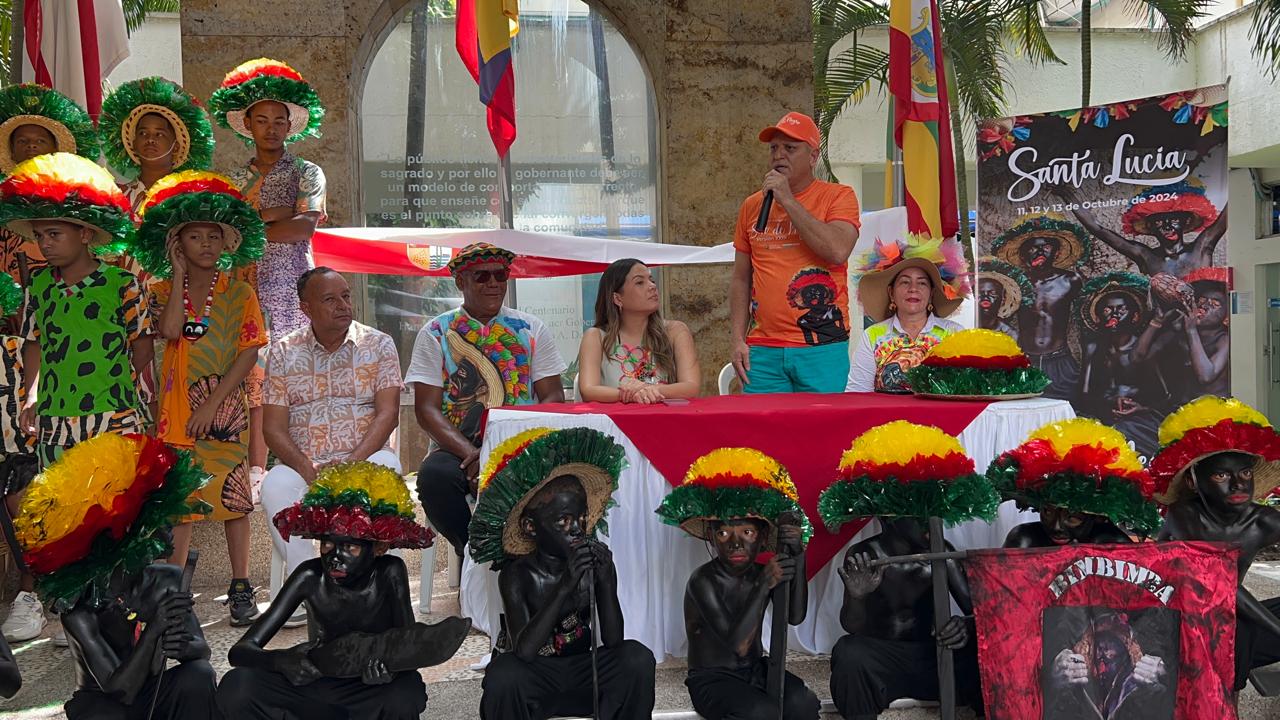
[274,461,434,550]
[15,433,208,611]
[906,329,1050,399]
[0,152,133,253]
[1149,396,1280,505]
[656,448,812,550]
[208,58,324,143]
[986,418,1160,534]
[818,421,999,531]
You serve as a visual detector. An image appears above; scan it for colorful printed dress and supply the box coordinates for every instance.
[600,341,668,387]
[846,314,963,393]
[152,275,267,520]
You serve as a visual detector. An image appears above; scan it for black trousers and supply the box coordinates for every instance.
[417,448,474,553]
[1236,596,1280,690]
[829,634,982,718]
[480,639,656,720]
[215,666,426,720]
[685,657,821,720]
[65,659,217,720]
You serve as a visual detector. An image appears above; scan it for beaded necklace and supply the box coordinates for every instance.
[182,271,219,341]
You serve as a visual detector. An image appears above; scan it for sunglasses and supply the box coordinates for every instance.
[470,268,510,283]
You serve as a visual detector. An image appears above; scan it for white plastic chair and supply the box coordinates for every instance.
[571,373,580,401]
[717,363,737,396]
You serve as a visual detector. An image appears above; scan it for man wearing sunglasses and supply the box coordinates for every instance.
[406,242,567,560]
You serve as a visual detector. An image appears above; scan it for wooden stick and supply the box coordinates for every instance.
[867,549,969,567]
[767,557,789,719]
[929,517,956,720]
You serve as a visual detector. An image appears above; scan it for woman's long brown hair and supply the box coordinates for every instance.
[592,259,676,380]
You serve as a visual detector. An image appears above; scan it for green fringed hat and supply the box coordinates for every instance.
[98,76,214,180]
[0,84,99,174]
[985,418,1161,535]
[0,153,133,254]
[992,213,1090,271]
[128,170,266,278]
[469,427,626,566]
[1075,271,1149,332]
[906,329,1050,399]
[208,58,324,144]
[818,421,999,532]
[655,448,812,551]
[14,433,209,612]
[977,256,1033,320]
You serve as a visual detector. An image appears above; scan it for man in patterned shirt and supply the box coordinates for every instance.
[259,267,402,626]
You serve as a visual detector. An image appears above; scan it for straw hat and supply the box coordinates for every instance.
[208,58,324,144]
[0,84,99,174]
[853,235,970,322]
[1076,272,1149,332]
[977,256,1032,320]
[1149,396,1280,505]
[129,170,266,277]
[98,77,214,179]
[991,213,1089,271]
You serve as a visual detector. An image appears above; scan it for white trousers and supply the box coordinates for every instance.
[260,449,403,578]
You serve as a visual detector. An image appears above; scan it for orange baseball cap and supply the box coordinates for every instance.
[758,112,821,149]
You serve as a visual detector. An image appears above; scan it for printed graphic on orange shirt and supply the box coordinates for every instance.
[787,268,849,345]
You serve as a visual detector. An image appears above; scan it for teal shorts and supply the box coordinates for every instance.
[744,342,849,394]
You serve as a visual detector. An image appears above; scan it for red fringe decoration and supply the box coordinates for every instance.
[144,178,243,210]
[840,450,975,484]
[1150,420,1280,495]
[273,504,435,549]
[1,174,131,214]
[1005,439,1153,496]
[222,62,304,88]
[922,354,1030,370]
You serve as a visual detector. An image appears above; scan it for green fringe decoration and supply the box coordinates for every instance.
[985,457,1162,535]
[302,487,412,519]
[818,473,1000,533]
[98,77,215,179]
[991,215,1092,263]
[35,448,212,613]
[978,257,1034,309]
[0,274,20,316]
[0,197,133,257]
[469,427,626,567]
[654,484,814,545]
[128,191,266,277]
[906,364,1050,396]
[0,84,99,161]
[208,76,324,145]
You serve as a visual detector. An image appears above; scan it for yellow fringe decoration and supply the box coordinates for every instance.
[839,420,967,470]
[477,427,554,493]
[926,328,1024,361]
[312,461,415,517]
[15,434,142,550]
[1028,418,1145,474]
[1158,396,1270,447]
[684,448,800,502]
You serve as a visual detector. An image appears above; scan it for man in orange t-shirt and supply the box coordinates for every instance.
[730,112,861,394]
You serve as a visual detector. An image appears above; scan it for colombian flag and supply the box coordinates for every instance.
[889,0,958,241]
[456,0,519,157]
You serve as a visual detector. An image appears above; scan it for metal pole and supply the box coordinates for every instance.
[929,517,956,720]
[498,152,514,230]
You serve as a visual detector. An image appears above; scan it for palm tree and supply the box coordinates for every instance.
[1250,0,1280,77]
[0,0,180,83]
[1076,0,1207,106]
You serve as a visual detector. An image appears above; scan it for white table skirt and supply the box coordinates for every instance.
[461,398,1076,660]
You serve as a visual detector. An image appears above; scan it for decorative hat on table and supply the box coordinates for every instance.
[977,255,1033,320]
[986,418,1161,535]
[990,212,1091,271]
[0,153,134,255]
[852,234,971,322]
[818,421,999,532]
[208,58,324,144]
[98,76,215,180]
[906,328,1050,399]
[0,84,99,175]
[274,460,435,549]
[1149,396,1280,505]
[127,170,266,278]
[14,433,209,612]
[469,426,626,567]
[656,448,813,550]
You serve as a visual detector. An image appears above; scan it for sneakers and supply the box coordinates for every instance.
[2,591,47,642]
[282,606,307,629]
[226,579,260,627]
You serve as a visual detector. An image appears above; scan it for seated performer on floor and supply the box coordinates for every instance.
[219,461,467,719]
[472,427,655,720]
[14,433,216,719]
[1151,396,1280,694]
[656,448,820,720]
[818,421,1001,719]
[986,418,1161,548]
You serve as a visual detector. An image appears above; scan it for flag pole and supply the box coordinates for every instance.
[498,152,514,230]
[929,517,957,720]
[10,0,23,85]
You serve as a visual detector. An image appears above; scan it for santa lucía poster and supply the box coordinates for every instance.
[975,86,1228,460]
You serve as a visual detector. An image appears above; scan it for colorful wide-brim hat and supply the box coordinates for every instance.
[208,58,324,143]
[1149,396,1280,505]
[977,256,1032,319]
[906,329,1049,398]
[818,421,999,531]
[469,427,626,565]
[0,84,99,174]
[656,448,812,551]
[129,170,266,277]
[0,153,133,253]
[1122,180,1218,237]
[98,76,214,179]
[986,418,1160,534]
[853,234,970,322]
[273,461,434,549]
[447,242,516,276]
[991,213,1090,271]
[15,433,208,611]
[0,275,20,316]
[1075,271,1149,332]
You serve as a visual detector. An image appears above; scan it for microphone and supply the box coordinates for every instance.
[755,190,774,232]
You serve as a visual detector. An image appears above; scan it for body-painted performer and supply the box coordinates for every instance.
[1152,396,1280,693]
[407,243,566,556]
[846,235,969,394]
[819,421,1000,719]
[15,432,216,719]
[128,171,267,625]
[1135,266,1230,405]
[657,448,820,719]
[976,256,1031,341]
[219,461,467,719]
[473,427,655,720]
[986,418,1159,548]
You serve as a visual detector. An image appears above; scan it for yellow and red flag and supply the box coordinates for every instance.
[889,0,958,241]
[456,0,520,157]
